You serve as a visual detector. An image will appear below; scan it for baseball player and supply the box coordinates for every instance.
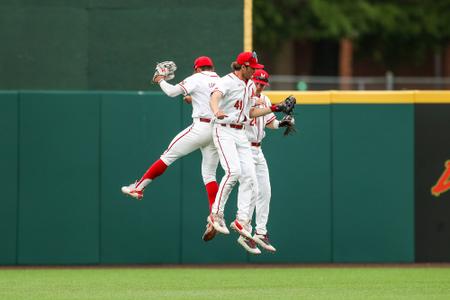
[121,57,220,222]
[207,52,293,245]
[236,69,295,254]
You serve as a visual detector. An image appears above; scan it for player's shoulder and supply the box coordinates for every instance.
[182,72,213,85]
[217,73,234,84]
[199,71,220,78]
[180,73,197,83]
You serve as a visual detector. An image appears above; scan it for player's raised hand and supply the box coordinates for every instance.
[152,61,177,83]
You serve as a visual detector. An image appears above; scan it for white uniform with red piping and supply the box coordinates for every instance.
[239,93,276,235]
[211,74,257,223]
[159,71,219,185]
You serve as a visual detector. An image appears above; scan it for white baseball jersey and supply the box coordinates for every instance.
[213,73,256,124]
[156,71,220,186]
[211,74,258,223]
[246,93,276,144]
[178,71,219,118]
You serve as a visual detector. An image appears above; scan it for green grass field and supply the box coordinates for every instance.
[1,266,450,299]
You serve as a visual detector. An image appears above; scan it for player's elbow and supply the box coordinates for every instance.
[165,91,181,97]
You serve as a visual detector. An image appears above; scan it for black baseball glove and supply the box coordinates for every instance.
[279,115,296,136]
[272,95,296,115]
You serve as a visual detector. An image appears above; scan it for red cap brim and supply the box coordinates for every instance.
[249,63,264,69]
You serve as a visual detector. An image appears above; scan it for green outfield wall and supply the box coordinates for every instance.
[2,90,445,265]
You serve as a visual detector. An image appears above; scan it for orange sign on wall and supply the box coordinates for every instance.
[431,160,450,197]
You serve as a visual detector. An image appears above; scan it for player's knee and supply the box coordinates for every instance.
[227,168,241,182]
[202,174,216,185]
[201,166,217,184]
[159,154,175,166]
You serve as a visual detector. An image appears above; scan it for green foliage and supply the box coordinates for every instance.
[254,0,450,64]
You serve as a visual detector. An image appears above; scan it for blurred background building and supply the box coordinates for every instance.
[2,0,450,91]
[254,0,450,90]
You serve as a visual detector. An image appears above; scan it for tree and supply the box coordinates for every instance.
[254,0,450,70]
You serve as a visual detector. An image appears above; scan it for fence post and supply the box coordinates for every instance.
[386,71,394,90]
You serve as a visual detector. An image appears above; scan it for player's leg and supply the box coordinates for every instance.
[254,151,271,235]
[200,141,220,241]
[236,147,258,232]
[252,150,276,252]
[121,123,204,199]
[230,134,257,240]
[208,126,241,234]
[200,141,220,211]
[245,147,259,228]
[235,147,261,253]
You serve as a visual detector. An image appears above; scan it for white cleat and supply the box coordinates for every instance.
[121,182,143,200]
[207,213,230,235]
[230,219,253,240]
[253,233,277,252]
[237,236,261,255]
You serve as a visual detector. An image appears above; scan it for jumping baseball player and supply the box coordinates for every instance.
[236,69,295,254]
[121,57,220,223]
[207,52,296,247]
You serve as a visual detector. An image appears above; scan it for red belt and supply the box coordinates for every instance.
[199,118,211,123]
[220,123,244,130]
[251,142,261,147]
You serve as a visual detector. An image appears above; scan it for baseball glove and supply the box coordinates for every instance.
[273,95,296,115]
[279,115,296,136]
[152,61,177,83]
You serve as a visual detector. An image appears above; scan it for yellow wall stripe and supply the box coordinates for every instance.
[263,91,331,104]
[264,91,450,104]
[414,91,450,103]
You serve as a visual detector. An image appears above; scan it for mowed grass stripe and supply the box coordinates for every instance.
[1,267,450,300]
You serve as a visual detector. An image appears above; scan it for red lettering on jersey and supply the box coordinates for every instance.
[234,100,243,110]
[431,160,450,197]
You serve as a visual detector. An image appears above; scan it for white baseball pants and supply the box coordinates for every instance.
[243,146,271,235]
[211,124,257,222]
[160,118,218,184]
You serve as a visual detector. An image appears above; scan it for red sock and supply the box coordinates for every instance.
[205,181,219,212]
[136,159,168,188]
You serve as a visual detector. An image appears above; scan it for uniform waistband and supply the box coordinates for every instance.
[193,117,212,123]
[199,118,211,123]
[251,142,261,147]
[219,123,244,130]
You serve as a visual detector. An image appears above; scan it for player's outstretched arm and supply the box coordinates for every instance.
[249,106,272,118]
[158,80,184,98]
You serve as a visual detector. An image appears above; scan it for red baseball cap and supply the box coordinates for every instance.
[252,69,270,86]
[194,56,214,69]
[236,51,264,69]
